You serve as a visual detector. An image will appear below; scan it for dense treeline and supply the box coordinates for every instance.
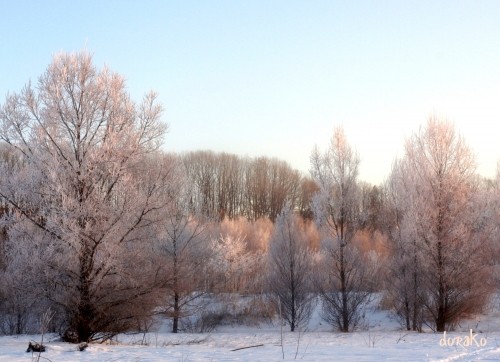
[0,52,498,342]
[181,151,317,221]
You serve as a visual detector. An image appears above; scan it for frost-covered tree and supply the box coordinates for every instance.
[0,220,56,335]
[310,127,371,332]
[384,160,426,331]
[0,51,169,342]
[268,204,314,332]
[206,218,269,294]
[156,161,211,333]
[392,118,493,332]
[209,233,253,293]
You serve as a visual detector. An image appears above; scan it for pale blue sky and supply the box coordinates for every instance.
[2,1,500,184]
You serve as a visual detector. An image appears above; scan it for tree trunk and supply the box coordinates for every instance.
[173,291,179,333]
[436,240,446,332]
[290,251,296,332]
[172,241,179,333]
[75,247,94,342]
[404,299,410,331]
[340,243,349,332]
[412,251,420,332]
[290,283,296,332]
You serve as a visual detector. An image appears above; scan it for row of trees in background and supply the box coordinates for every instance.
[182,151,318,221]
[0,52,498,342]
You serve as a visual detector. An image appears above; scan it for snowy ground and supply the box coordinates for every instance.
[2,330,499,362]
[1,297,500,361]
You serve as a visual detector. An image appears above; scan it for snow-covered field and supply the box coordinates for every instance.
[1,297,500,361]
[2,330,499,362]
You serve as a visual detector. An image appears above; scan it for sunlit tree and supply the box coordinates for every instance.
[310,127,372,332]
[389,118,493,331]
[155,159,211,333]
[268,204,314,332]
[0,51,169,342]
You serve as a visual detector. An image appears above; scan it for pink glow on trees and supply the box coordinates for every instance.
[0,51,169,342]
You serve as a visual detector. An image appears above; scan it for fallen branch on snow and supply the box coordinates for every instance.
[231,344,264,351]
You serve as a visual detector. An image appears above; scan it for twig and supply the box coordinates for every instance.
[32,309,55,362]
[32,357,53,362]
[294,329,300,359]
[396,332,408,344]
[231,344,264,352]
[279,296,284,359]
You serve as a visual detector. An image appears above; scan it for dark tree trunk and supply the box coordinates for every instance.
[290,263,296,332]
[340,243,349,332]
[172,240,179,333]
[74,241,94,343]
[436,240,446,332]
[404,298,411,331]
[172,291,179,333]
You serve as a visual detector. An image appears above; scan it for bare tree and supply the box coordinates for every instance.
[245,157,301,221]
[180,151,305,222]
[0,51,169,342]
[310,127,371,332]
[297,177,319,220]
[182,151,219,219]
[359,183,385,233]
[268,204,314,332]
